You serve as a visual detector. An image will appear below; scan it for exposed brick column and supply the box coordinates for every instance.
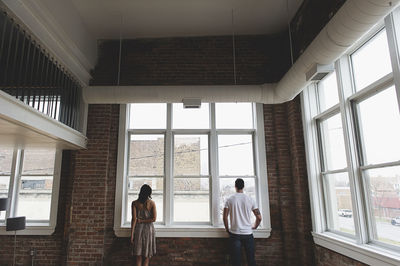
[65,104,118,264]
[263,96,315,266]
[287,96,315,265]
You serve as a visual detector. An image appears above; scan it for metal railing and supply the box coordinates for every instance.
[0,10,82,131]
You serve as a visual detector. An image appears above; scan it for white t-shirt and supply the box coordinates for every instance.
[224,193,258,235]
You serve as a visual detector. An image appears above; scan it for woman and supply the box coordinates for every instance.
[131,184,157,266]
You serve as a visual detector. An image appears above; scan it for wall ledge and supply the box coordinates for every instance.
[313,232,400,266]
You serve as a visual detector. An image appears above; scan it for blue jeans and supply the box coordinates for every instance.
[229,233,256,266]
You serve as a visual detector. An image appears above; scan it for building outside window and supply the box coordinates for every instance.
[114,102,271,237]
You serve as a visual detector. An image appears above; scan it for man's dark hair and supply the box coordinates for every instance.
[235,178,245,190]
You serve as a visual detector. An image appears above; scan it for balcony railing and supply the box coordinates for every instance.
[0,10,82,131]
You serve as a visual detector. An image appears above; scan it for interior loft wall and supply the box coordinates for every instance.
[0,1,369,265]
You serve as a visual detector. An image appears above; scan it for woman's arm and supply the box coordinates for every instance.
[137,201,157,224]
[130,202,137,244]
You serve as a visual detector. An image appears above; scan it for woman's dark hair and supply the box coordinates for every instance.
[138,184,152,204]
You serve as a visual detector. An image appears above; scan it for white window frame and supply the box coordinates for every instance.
[0,148,62,235]
[114,103,271,238]
[302,9,400,265]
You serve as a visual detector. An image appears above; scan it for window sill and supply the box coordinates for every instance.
[312,232,400,266]
[115,225,271,238]
[0,222,55,235]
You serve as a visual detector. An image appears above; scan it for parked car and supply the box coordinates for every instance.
[338,209,353,218]
[391,216,400,226]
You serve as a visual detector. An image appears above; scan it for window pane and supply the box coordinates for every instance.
[320,114,347,171]
[130,103,166,129]
[173,103,209,129]
[174,178,209,222]
[218,135,254,176]
[0,176,9,220]
[366,166,400,246]
[0,149,13,175]
[318,71,339,112]
[126,177,163,223]
[219,178,256,223]
[174,135,209,176]
[17,176,53,221]
[216,103,253,129]
[129,135,164,176]
[324,172,355,235]
[351,29,392,91]
[357,87,400,165]
[22,149,55,175]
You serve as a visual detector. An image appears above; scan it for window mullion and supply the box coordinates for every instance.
[336,56,369,244]
[49,149,62,228]
[164,103,173,226]
[384,10,400,115]
[301,84,327,233]
[9,149,24,218]
[5,149,18,219]
[254,103,270,230]
[115,105,128,228]
[322,174,336,230]
[210,103,219,226]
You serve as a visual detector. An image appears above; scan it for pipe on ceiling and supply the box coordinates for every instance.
[84,0,399,104]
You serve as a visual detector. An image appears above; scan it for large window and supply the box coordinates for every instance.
[0,148,61,234]
[115,103,270,237]
[303,15,400,264]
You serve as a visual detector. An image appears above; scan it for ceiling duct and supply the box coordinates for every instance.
[84,0,399,104]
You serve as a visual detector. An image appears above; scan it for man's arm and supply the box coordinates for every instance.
[252,208,262,230]
[223,208,230,233]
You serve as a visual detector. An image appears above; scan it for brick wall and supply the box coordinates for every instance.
[314,245,368,266]
[91,34,291,86]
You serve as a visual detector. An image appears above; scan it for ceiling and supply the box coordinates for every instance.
[70,0,304,39]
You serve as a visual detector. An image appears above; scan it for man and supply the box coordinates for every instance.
[223,178,262,266]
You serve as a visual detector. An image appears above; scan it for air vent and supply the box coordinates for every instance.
[305,64,334,82]
[182,98,201,109]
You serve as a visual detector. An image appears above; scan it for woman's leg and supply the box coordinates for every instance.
[143,257,150,266]
[136,255,142,266]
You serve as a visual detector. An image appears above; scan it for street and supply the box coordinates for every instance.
[339,216,400,245]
